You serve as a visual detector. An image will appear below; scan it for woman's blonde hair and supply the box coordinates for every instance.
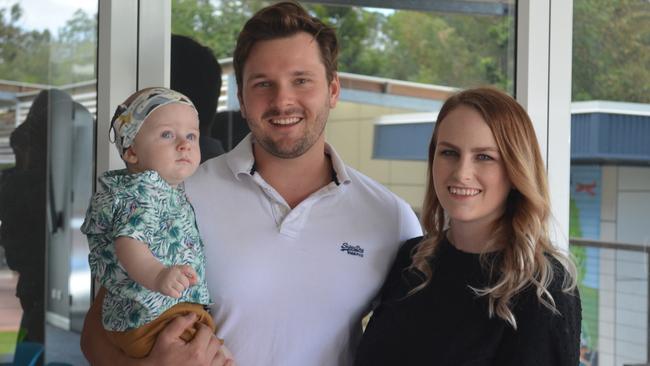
[411,87,577,329]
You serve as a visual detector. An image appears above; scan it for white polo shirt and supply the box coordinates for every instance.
[185,135,422,366]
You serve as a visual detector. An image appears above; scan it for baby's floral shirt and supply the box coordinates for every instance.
[81,169,211,331]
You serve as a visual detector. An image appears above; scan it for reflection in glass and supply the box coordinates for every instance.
[0,90,48,346]
[569,2,650,365]
[0,1,97,364]
[172,1,515,92]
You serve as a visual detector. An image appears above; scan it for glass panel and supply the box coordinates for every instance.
[570,1,650,365]
[0,1,97,364]
[170,0,516,212]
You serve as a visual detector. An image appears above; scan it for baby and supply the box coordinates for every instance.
[81,87,217,357]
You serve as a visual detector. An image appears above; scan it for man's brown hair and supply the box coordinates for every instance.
[233,1,339,91]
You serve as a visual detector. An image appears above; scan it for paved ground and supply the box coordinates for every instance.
[45,324,87,366]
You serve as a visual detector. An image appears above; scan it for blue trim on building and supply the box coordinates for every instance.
[571,112,650,165]
[373,111,650,164]
[373,122,433,160]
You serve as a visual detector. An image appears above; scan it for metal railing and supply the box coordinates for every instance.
[570,238,650,366]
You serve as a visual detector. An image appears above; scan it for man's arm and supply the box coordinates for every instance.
[115,236,197,298]
[80,287,232,366]
[81,287,137,365]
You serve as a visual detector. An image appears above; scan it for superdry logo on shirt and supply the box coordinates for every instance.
[340,242,364,257]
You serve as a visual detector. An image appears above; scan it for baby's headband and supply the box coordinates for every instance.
[110,87,196,157]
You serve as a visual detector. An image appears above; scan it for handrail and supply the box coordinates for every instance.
[571,236,650,363]
[569,237,650,253]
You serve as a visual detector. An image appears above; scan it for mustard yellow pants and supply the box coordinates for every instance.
[106,302,216,358]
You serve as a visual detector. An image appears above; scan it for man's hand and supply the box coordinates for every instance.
[154,265,198,298]
[146,313,235,366]
[81,287,234,366]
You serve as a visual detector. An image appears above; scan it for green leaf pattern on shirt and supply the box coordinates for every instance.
[81,169,211,331]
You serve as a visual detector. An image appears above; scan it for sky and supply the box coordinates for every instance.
[1,1,392,34]
[1,0,97,33]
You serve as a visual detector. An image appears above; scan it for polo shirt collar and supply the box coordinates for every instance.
[225,133,351,185]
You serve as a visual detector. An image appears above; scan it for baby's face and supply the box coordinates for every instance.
[126,103,200,186]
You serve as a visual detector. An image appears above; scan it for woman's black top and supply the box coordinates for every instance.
[355,236,581,366]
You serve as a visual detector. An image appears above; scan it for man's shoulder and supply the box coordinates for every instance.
[343,164,404,203]
[189,154,231,181]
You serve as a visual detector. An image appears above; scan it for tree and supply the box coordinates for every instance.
[52,9,97,84]
[0,3,97,86]
[573,0,650,103]
[307,4,386,77]
[168,1,515,92]
[171,0,265,59]
[0,3,52,84]
[2,0,648,103]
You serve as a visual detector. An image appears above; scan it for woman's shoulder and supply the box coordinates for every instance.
[400,236,424,257]
[379,236,425,299]
[392,236,426,273]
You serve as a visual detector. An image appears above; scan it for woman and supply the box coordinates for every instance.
[356,87,581,365]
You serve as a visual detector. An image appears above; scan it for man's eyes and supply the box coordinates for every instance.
[252,79,311,88]
[254,81,271,88]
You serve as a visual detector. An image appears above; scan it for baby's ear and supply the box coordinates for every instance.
[123,147,138,165]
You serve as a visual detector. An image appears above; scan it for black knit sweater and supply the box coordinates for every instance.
[355,236,581,366]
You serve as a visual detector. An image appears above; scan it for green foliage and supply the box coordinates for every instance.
[573,0,650,102]
[569,198,587,282]
[308,5,386,76]
[171,0,267,59]
[1,0,648,103]
[0,2,96,85]
[169,1,514,91]
[52,9,97,83]
[0,3,51,83]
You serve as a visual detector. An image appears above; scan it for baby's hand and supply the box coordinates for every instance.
[154,265,198,298]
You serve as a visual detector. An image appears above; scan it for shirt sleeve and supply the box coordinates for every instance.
[396,197,423,242]
[495,265,582,366]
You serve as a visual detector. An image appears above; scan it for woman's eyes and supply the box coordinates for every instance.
[439,149,495,161]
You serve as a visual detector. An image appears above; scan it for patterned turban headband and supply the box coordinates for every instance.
[110,87,196,157]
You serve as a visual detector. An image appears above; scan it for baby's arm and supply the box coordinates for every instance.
[115,236,198,298]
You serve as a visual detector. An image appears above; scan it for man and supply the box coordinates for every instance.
[81,2,421,365]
